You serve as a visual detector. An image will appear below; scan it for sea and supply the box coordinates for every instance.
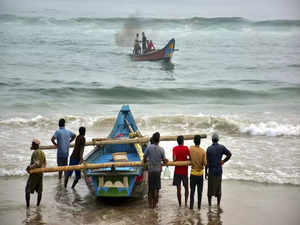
[1,0,300,193]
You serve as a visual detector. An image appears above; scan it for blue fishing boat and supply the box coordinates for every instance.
[83,105,148,198]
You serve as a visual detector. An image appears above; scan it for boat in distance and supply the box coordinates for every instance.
[131,39,176,62]
[83,105,148,198]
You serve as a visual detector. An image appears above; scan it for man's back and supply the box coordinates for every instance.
[53,127,74,158]
[144,144,166,172]
[189,146,206,174]
[70,135,86,159]
[206,143,230,176]
[173,145,190,176]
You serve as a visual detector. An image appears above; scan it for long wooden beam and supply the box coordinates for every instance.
[29,161,191,174]
[40,134,207,150]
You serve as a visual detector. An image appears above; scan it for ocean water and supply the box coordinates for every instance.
[1,1,300,187]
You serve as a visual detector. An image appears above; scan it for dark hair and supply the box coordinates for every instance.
[79,126,86,136]
[150,136,154,144]
[177,135,184,145]
[152,132,160,144]
[194,135,201,146]
[59,118,65,127]
[212,133,219,143]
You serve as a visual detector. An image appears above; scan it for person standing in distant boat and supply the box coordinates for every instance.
[64,126,86,189]
[143,132,168,208]
[51,118,76,179]
[133,33,141,55]
[142,32,147,54]
[25,139,46,208]
[205,133,232,207]
[189,135,207,210]
[173,135,190,207]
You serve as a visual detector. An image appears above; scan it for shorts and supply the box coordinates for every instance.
[25,174,43,194]
[173,174,188,188]
[66,157,81,179]
[57,157,68,166]
[148,171,161,193]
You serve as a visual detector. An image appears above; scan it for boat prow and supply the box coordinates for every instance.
[83,105,148,198]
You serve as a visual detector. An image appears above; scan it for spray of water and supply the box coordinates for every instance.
[115,15,143,47]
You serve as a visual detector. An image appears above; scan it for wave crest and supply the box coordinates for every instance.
[1,114,299,137]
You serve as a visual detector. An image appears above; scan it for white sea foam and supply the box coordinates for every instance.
[240,121,300,136]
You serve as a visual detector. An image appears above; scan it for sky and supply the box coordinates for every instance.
[0,0,300,20]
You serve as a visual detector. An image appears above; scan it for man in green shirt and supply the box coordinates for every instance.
[25,139,46,208]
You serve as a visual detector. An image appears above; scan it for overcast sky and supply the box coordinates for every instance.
[0,0,300,20]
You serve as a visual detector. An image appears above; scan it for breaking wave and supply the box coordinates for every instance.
[1,114,299,137]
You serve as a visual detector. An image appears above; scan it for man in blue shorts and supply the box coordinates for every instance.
[51,118,76,179]
[144,132,168,208]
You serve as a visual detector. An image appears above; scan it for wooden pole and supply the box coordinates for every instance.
[29,160,191,174]
[40,134,207,150]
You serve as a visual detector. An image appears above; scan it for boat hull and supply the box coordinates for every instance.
[131,39,175,61]
[83,105,148,198]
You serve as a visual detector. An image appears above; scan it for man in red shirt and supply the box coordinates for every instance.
[173,135,190,206]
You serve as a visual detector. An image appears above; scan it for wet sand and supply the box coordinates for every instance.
[1,176,300,225]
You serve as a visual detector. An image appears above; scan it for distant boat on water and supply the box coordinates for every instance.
[131,39,176,62]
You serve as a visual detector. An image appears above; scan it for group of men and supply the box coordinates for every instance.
[144,132,232,209]
[25,118,86,207]
[25,119,231,210]
[133,32,155,56]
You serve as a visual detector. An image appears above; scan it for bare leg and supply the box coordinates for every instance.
[153,189,159,208]
[37,192,42,206]
[217,194,221,206]
[176,185,182,206]
[26,192,30,208]
[148,191,153,208]
[208,196,212,206]
[71,179,79,189]
[58,171,62,179]
[184,185,189,207]
[64,175,69,188]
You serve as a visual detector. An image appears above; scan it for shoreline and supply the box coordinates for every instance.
[1,176,300,225]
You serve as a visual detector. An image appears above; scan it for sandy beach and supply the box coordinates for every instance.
[1,176,299,225]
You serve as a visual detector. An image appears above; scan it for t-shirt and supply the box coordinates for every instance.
[53,127,75,159]
[70,135,86,160]
[173,145,190,176]
[31,149,46,177]
[144,144,167,172]
[189,146,207,176]
[206,143,230,176]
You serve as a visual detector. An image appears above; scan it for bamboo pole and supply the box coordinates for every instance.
[40,134,207,150]
[29,161,191,174]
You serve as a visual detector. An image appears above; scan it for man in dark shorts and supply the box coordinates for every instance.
[205,133,232,206]
[64,126,86,189]
[173,135,190,206]
[51,118,76,179]
[143,132,168,208]
[25,139,46,208]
